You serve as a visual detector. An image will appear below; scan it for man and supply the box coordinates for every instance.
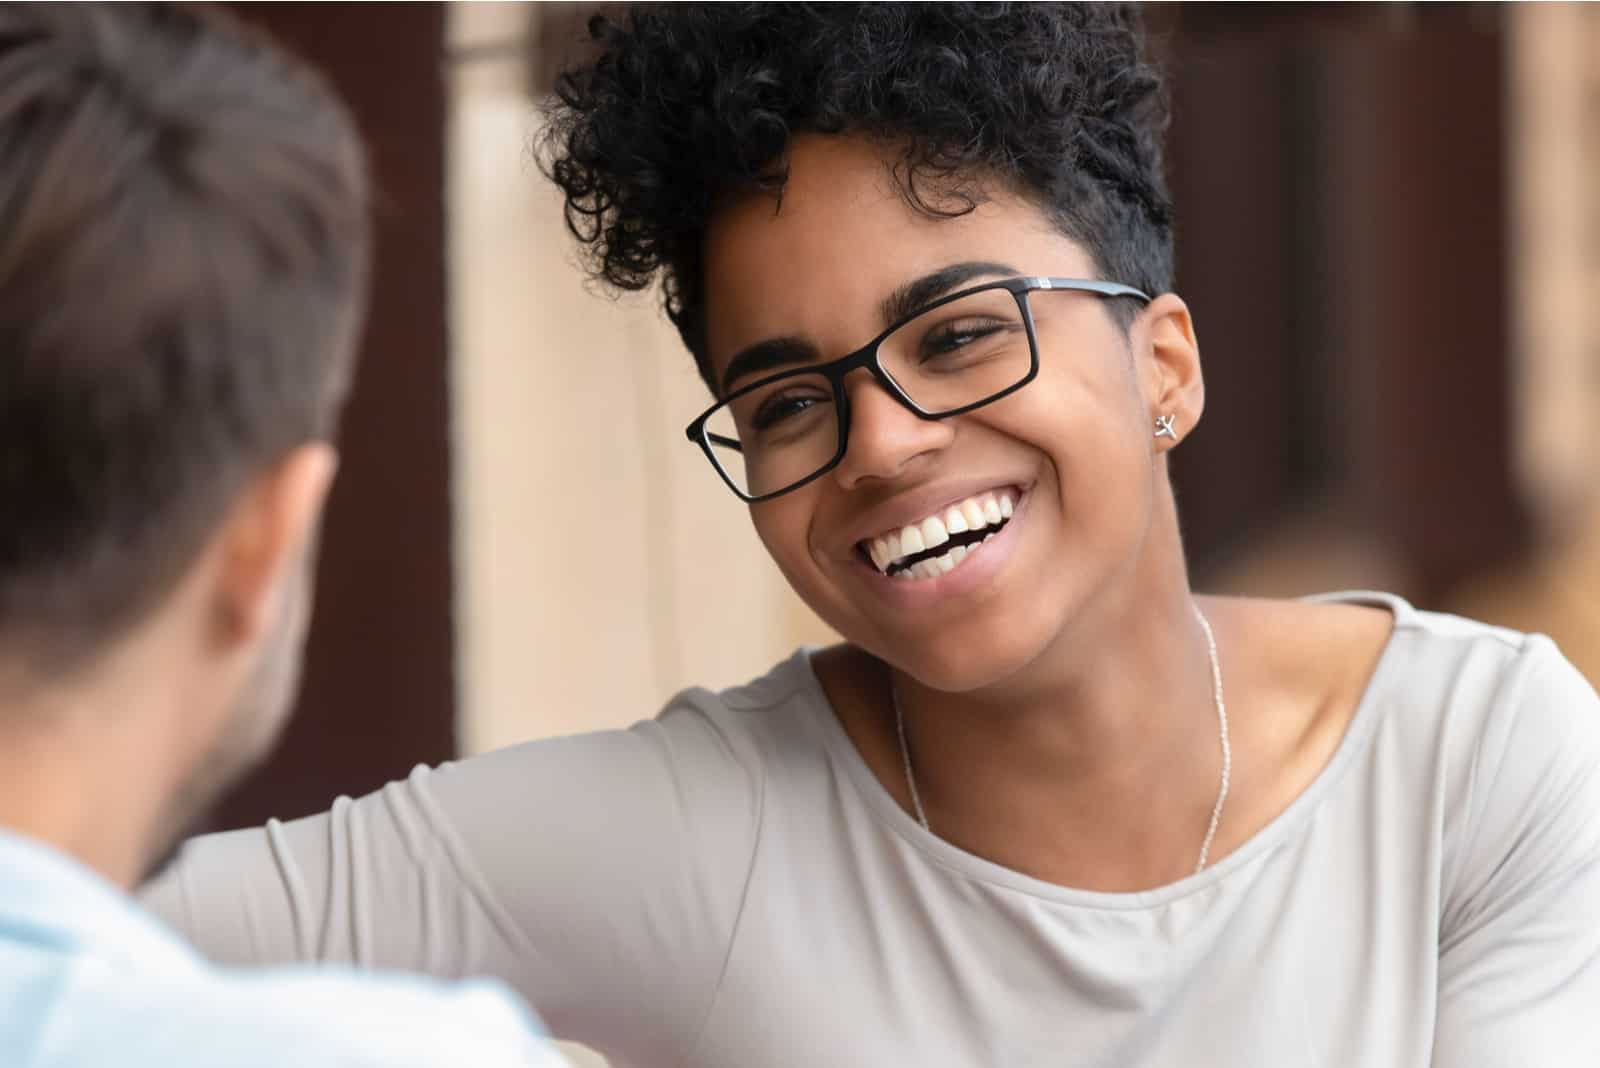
[0,6,565,1065]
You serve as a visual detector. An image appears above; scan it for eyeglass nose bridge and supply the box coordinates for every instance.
[820,337,953,487]
[827,336,940,426]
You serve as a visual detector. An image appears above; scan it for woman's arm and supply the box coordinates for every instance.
[141,694,765,1065]
[1432,638,1600,1067]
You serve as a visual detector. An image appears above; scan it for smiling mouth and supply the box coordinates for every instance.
[857,489,1017,580]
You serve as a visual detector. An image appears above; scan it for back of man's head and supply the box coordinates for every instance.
[0,2,369,672]
[0,2,370,883]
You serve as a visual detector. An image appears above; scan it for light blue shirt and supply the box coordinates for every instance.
[0,829,568,1067]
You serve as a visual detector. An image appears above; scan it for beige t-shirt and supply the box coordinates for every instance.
[142,593,1600,1067]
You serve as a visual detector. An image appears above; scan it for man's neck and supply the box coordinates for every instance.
[0,678,188,891]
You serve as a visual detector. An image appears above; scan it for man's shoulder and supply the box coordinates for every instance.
[218,967,570,1067]
[18,956,568,1067]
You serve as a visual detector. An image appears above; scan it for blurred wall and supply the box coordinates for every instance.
[1450,5,1600,685]
[1155,5,1522,601]
[1506,3,1600,527]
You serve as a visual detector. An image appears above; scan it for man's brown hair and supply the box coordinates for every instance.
[0,3,369,670]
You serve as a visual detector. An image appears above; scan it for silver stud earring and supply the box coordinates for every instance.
[1154,413,1178,440]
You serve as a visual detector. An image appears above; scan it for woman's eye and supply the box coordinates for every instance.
[752,393,823,430]
[922,320,1005,359]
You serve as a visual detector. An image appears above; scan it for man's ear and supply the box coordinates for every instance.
[210,444,338,646]
[1136,293,1204,452]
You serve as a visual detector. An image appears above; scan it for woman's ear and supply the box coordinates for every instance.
[1136,293,1204,452]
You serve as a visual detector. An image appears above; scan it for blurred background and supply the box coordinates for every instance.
[213,0,1600,831]
[213,5,1598,1063]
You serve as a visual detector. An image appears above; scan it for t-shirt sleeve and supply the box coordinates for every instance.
[138,692,764,1065]
[1432,636,1600,1067]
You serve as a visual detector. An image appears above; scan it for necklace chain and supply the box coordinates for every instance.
[892,601,1231,876]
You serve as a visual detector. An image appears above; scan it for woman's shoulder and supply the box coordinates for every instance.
[666,647,823,713]
[1306,590,1595,710]
[415,650,835,833]
[1323,596,1600,940]
[1379,595,1600,806]
[643,646,837,775]
[1232,588,1592,707]
[1222,591,1597,900]
[1218,589,1597,808]
[1262,592,1599,818]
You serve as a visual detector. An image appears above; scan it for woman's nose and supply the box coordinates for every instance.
[830,370,954,489]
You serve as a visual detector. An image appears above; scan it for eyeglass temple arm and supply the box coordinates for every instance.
[1033,276,1152,302]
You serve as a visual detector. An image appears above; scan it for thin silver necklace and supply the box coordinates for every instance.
[892,601,1232,875]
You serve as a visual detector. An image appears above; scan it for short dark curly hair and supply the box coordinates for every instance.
[542,2,1173,391]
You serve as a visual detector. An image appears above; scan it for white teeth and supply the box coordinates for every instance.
[869,539,891,572]
[893,540,984,581]
[866,489,1021,576]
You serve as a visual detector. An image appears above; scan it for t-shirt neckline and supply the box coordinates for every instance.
[798,590,1416,910]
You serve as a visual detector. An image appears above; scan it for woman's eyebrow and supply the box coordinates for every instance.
[720,336,818,396]
[879,260,1022,325]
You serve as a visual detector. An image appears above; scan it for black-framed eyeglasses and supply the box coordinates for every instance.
[684,275,1151,503]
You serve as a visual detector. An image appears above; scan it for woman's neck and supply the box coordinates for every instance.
[898,580,1226,887]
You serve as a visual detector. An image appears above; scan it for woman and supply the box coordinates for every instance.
[144,6,1600,1065]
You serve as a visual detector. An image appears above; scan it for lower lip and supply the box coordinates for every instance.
[856,489,1030,604]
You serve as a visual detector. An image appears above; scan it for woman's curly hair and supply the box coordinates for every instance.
[541,2,1173,390]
